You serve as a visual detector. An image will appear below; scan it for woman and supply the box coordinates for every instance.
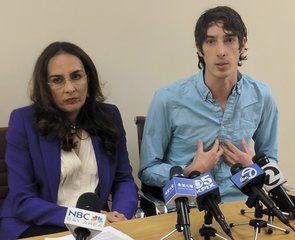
[0,41,138,239]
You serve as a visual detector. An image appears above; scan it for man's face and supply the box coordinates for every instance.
[199,22,246,80]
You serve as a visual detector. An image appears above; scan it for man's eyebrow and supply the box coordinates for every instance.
[224,33,237,37]
[205,33,237,39]
[205,35,216,39]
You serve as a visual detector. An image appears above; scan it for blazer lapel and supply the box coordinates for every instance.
[39,135,61,202]
[91,136,111,204]
[38,135,111,205]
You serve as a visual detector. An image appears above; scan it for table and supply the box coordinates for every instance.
[21,200,295,239]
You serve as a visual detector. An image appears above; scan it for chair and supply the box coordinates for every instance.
[0,127,8,206]
[134,116,167,216]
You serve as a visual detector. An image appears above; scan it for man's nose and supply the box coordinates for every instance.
[217,41,226,57]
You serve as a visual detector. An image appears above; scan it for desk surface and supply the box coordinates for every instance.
[22,200,295,240]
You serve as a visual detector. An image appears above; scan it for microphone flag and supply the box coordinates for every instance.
[64,207,107,238]
[261,161,287,192]
[163,177,196,206]
[191,172,221,211]
[230,163,265,192]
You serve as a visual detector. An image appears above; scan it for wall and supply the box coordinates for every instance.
[0,0,294,188]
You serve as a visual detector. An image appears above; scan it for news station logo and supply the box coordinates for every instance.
[163,181,194,197]
[231,163,265,189]
[193,173,218,195]
[65,208,105,228]
[262,162,286,187]
[239,167,257,183]
[261,162,287,191]
[163,177,196,206]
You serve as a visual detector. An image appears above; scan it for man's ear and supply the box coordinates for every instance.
[240,37,247,53]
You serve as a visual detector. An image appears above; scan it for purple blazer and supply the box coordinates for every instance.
[0,104,138,239]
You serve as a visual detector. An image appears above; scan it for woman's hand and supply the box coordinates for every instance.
[101,210,127,223]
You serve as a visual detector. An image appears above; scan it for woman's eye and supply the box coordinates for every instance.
[71,73,82,81]
[52,77,64,84]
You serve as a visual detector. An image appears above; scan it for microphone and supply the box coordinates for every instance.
[230,163,295,231]
[252,152,295,217]
[189,171,234,240]
[64,192,107,240]
[163,166,196,240]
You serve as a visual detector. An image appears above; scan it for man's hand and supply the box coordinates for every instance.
[184,139,224,176]
[222,138,254,167]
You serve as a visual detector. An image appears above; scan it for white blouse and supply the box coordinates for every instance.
[57,130,99,207]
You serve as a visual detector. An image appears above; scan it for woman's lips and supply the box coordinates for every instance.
[65,98,78,104]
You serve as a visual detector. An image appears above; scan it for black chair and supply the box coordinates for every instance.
[135,116,167,216]
[0,127,8,206]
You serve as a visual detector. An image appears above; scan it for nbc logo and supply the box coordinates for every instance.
[91,215,104,223]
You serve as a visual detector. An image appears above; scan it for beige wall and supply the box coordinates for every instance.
[1,0,294,187]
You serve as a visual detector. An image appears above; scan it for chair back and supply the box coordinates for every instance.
[134,116,146,155]
[0,127,8,206]
[134,116,166,216]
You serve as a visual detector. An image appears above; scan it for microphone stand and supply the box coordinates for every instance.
[160,198,193,240]
[199,210,229,240]
[229,193,289,240]
[240,206,290,234]
[176,197,192,240]
[159,216,192,240]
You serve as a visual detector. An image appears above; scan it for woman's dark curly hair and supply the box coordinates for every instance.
[194,6,248,69]
[30,41,119,158]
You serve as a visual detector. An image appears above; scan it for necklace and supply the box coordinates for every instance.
[70,124,89,141]
[70,125,80,135]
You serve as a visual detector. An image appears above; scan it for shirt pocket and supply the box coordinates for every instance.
[223,118,256,145]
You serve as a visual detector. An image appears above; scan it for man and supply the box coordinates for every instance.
[138,6,278,202]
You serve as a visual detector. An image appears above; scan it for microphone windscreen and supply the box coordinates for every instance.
[76,192,102,212]
[252,152,269,167]
[188,170,201,179]
[230,163,243,175]
[169,166,184,179]
[252,152,266,162]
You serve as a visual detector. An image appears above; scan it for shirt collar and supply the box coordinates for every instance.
[235,71,242,95]
[196,70,211,101]
[196,70,242,100]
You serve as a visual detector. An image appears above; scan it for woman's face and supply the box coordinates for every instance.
[47,53,88,123]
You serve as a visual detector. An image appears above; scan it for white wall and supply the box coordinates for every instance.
[1,0,294,187]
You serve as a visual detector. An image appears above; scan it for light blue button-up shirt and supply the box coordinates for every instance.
[138,70,278,203]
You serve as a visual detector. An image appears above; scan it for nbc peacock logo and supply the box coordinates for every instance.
[90,214,104,223]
